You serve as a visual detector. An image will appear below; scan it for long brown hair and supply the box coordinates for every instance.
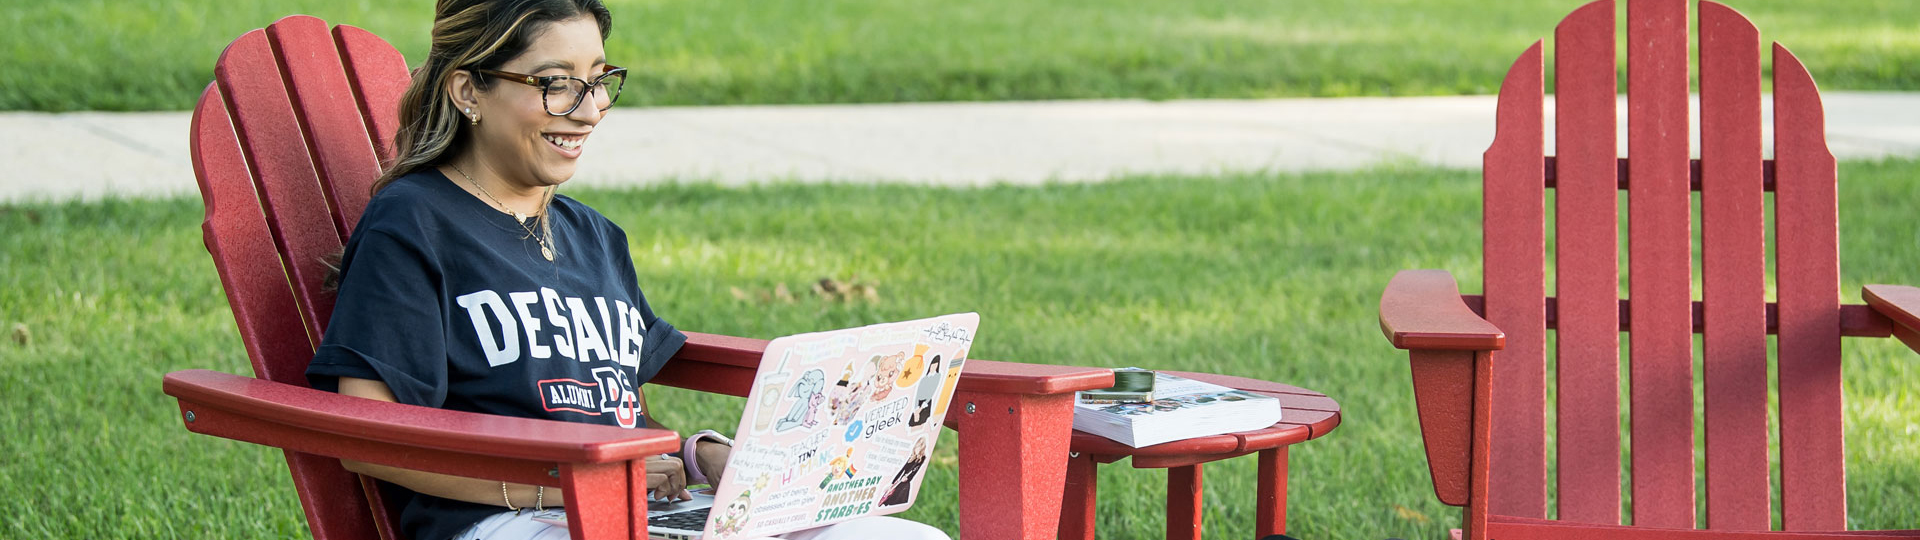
[373,0,612,193]
[327,0,611,292]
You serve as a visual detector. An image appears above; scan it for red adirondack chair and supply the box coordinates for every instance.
[162,15,1113,540]
[1378,0,1920,538]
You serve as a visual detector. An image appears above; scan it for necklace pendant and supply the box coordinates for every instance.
[541,246,554,261]
[513,211,528,222]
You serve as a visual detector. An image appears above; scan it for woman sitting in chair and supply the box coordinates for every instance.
[305,1,950,539]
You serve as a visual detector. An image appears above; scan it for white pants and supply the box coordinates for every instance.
[454,509,950,540]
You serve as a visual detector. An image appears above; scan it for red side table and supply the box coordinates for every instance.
[1058,371,1342,540]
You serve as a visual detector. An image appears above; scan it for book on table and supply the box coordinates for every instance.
[1072,372,1283,448]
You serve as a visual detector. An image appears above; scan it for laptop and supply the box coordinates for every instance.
[640,313,979,540]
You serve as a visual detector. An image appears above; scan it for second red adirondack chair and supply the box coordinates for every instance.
[163,15,1113,540]
[1379,0,1920,538]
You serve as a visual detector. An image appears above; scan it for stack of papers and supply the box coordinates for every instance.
[1072,372,1284,448]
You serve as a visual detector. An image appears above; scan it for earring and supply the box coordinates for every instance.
[465,107,478,126]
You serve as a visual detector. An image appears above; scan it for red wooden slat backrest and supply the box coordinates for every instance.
[1481,34,1547,520]
[1698,2,1770,530]
[1771,42,1846,531]
[1549,0,1620,525]
[193,15,410,540]
[1480,0,1850,531]
[333,24,413,230]
[339,24,409,171]
[1625,0,1699,529]
[215,27,348,348]
[197,82,391,540]
[266,16,386,239]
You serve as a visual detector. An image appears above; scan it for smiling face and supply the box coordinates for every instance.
[454,15,610,189]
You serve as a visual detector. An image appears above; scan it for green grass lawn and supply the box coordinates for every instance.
[3,160,1918,538]
[5,0,1917,111]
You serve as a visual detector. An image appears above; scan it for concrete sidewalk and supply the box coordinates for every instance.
[5,92,1919,202]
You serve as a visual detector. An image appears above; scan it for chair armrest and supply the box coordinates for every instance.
[655,331,1114,397]
[648,331,767,396]
[673,331,769,367]
[955,360,1113,395]
[1380,269,1506,351]
[1864,284,1920,352]
[164,369,681,481]
[1381,270,1504,507]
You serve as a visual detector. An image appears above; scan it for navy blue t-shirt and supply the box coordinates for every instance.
[307,169,687,540]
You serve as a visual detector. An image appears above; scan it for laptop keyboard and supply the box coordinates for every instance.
[650,506,712,531]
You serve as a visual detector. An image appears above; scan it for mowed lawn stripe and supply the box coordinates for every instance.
[5,0,1918,111]
[2,160,1917,538]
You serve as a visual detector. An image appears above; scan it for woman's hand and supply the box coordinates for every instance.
[643,454,692,501]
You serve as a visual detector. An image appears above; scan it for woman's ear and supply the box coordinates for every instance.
[445,69,480,116]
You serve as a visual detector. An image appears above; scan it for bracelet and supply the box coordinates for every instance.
[502,482,546,513]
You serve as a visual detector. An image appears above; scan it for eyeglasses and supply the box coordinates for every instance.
[472,66,627,116]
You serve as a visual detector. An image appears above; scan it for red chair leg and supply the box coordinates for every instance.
[954,392,1076,540]
[1058,453,1099,540]
[1256,447,1289,537]
[1168,463,1204,540]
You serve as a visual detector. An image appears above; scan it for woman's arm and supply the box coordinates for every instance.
[333,377,694,505]
[694,438,730,481]
[335,377,571,507]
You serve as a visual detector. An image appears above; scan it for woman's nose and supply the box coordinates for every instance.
[569,89,607,124]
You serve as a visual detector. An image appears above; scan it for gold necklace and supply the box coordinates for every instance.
[449,164,556,261]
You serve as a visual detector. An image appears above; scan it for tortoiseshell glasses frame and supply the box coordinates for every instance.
[472,65,627,116]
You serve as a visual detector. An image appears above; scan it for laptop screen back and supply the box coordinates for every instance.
[702,313,978,539]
